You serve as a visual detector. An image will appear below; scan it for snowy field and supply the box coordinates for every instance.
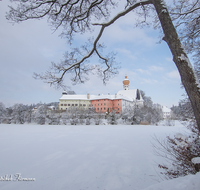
[0,122,199,190]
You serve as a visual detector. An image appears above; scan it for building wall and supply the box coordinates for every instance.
[59,99,91,110]
[112,99,122,114]
[91,99,113,113]
[91,99,122,114]
[122,99,135,112]
[162,106,171,119]
[163,111,171,119]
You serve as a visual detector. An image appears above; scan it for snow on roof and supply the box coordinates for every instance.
[60,94,133,102]
[59,88,144,102]
[90,94,133,101]
[60,94,89,100]
[117,89,143,101]
[192,157,200,164]
[162,106,171,113]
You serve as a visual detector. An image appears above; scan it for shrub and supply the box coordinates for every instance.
[154,125,200,179]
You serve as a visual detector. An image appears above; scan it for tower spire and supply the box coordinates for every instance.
[123,75,130,90]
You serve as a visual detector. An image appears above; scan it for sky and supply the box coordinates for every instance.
[0,0,187,108]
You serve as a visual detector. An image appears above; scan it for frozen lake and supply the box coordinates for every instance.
[0,123,187,190]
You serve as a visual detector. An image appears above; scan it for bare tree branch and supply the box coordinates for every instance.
[32,0,151,87]
[6,0,200,131]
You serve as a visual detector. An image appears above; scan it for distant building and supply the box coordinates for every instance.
[48,106,56,111]
[162,106,171,119]
[59,93,91,111]
[59,75,144,113]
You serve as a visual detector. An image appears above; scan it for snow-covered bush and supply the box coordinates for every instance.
[85,118,90,125]
[46,112,61,125]
[154,128,200,179]
[70,118,79,125]
[107,110,118,125]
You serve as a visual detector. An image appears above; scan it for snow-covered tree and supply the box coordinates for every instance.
[10,104,27,124]
[107,110,118,125]
[137,90,163,125]
[121,106,135,124]
[169,0,200,64]
[6,0,200,131]
[34,104,48,125]
[0,102,6,123]
[46,111,61,125]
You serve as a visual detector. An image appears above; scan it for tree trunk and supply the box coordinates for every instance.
[152,0,200,132]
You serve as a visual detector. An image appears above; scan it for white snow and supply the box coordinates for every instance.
[192,157,200,164]
[162,106,171,113]
[0,123,199,190]
[178,54,190,64]
[142,172,200,190]
[117,89,143,101]
[174,133,187,141]
[60,94,133,101]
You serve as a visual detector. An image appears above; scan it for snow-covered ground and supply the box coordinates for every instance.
[0,122,198,190]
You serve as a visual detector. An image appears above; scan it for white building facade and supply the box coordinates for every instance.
[162,106,172,119]
[59,75,144,113]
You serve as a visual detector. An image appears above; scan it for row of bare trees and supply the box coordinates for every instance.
[0,91,164,125]
[6,0,200,132]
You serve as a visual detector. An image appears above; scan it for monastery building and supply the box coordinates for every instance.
[59,75,144,114]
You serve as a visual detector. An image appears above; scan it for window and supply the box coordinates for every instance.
[61,104,63,106]
[68,104,70,106]
[101,108,102,110]
[64,104,67,106]
[98,104,99,106]
[101,103,102,106]
[97,108,99,110]
[75,104,78,106]
[72,104,74,106]
[104,108,106,110]
[104,103,106,105]
[83,104,86,106]
[80,104,82,106]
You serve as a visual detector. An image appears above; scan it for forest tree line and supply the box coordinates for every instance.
[0,91,173,125]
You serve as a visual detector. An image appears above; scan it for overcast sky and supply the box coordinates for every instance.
[0,0,186,108]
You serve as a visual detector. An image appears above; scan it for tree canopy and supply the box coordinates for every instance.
[6,0,200,131]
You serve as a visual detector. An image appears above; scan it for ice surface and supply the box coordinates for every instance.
[0,123,195,190]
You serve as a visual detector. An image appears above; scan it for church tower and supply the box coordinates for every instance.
[123,75,130,90]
